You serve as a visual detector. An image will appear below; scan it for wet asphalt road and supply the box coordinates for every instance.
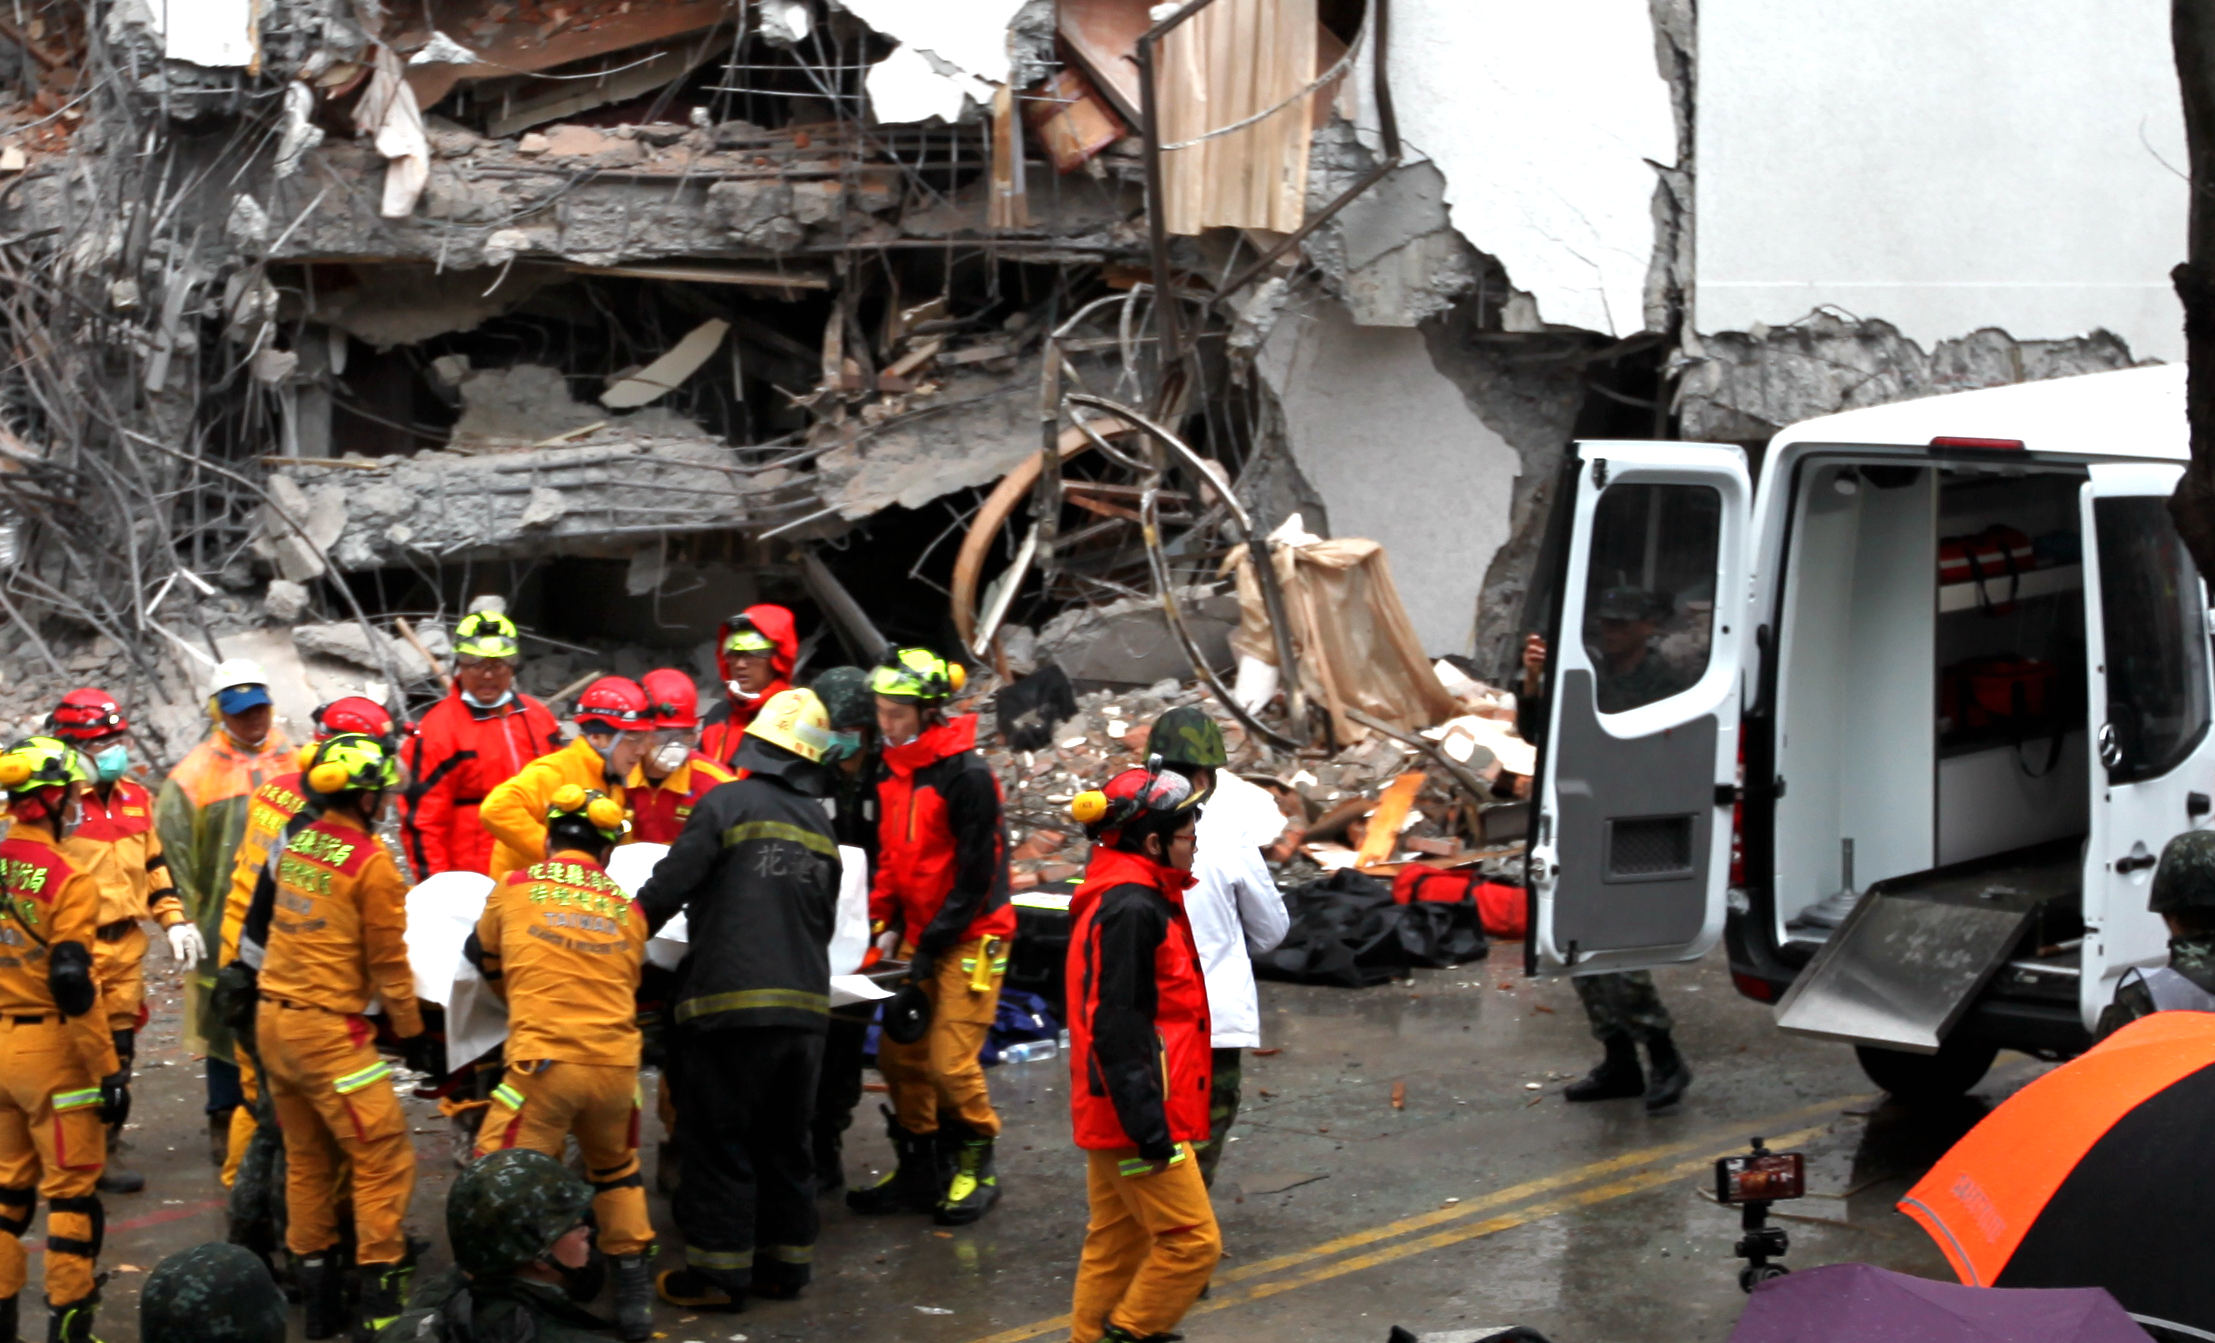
[70,940,2036,1343]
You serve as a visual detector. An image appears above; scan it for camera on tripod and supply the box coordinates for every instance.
[1715,1137,1804,1292]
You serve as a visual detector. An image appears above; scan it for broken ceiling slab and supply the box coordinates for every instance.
[602,319,729,410]
[275,437,813,570]
[450,363,712,447]
[814,364,1063,519]
[309,263,556,349]
[400,0,730,110]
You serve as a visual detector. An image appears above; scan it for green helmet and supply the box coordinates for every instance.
[1145,705,1227,770]
[142,1244,288,1343]
[447,1149,593,1279]
[811,666,874,730]
[2150,830,2215,914]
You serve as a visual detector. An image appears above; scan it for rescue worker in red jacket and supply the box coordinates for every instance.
[234,735,433,1342]
[697,606,797,768]
[0,737,127,1343]
[847,648,1014,1226]
[1064,764,1219,1343]
[399,609,562,877]
[469,786,656,1342]
[47,689,201,1196]
[630,670,738,846]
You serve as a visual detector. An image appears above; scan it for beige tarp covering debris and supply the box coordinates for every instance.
[1225,532,1461,743]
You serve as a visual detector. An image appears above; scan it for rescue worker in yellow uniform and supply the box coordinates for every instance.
[0,737,127,1343]
[468,787,656,1343]
[480,677,651,881]
[46,689,204,1196]
[234,735,432,1343]
[214,697,398,1191]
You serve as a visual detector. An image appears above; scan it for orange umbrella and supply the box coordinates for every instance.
[1901,1010,2215,1334]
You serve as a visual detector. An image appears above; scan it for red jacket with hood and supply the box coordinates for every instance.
[399,687,562,877]
[869,714,1015,956]
[699,603,797,768]
[1065,846,1212,1156]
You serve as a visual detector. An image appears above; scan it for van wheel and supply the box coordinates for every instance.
[1854,1039,1999,1106]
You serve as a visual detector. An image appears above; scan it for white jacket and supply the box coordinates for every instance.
[1186,770,1290,1049]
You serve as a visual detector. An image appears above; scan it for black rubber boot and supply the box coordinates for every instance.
[1563,1037,1644,1102]
[655,1140,681,1197]
[207,1112,232,1168]
[297,1253,345,1341]
[1,1294,18,1343]
[45,1294,96,1343]
[356,1258,415,1343]
[933,1123,1001,1226]
[96,1124,143,1196]
[844,1109,938,1215]
[612,1253,654,1342]
[1643,1033,1693,1112]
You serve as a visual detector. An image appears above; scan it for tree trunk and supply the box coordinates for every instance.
[2169,0,2215,574]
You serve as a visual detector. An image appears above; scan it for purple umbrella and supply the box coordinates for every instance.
[1728,1264,2149,1343]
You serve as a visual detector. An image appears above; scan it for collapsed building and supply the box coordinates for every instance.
[0,0,2186,756]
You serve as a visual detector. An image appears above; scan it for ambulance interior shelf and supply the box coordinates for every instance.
[1772,463,2089,954]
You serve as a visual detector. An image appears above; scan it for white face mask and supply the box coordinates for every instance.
[462,687,516,710]
[726,680,763,702]
[651,740,690,773]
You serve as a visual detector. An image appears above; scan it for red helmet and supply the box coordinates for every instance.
[642,669,700,731]
[48,689,127,743]
[1070,763,1202,846]
[574,676,650,733]
[313,696,397,744]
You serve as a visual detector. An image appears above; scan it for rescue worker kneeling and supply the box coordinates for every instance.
[639,689,841,1312]
[377,1149,609,1343]
[467,787,656,1342]
[0,737,127,1343]
[1065,764,1221,1343]
[234,734,433,1342]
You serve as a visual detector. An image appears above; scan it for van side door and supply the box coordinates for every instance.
[1527,441,1753,975]
[2080,462,2215,1028]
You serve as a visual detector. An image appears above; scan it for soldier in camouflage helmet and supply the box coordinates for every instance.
[377,1150,609,1343]
[142,1244,287,1343]
[2096,830,2215,1040]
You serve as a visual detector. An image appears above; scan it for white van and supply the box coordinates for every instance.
[1521,364,2211,1102]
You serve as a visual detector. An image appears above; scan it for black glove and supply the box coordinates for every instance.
[908,946,936,982]
[99,1070,131,1127]
[398,1032,441,1078]
[213,961,261,1035]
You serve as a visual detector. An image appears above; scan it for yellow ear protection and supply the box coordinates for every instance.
[549,785,628,843]
[303,734,398,797]
[1070,790,1109,826]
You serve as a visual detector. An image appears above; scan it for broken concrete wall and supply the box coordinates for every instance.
[1695,0,2185,361]
[1254,287,1581,660]
[1339,0,1676,336]
[1676,315,2147,444]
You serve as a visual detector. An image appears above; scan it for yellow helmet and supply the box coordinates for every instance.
[548,785,629,843]
[454,610,521,660]
[745,688,833,763]
[304,733,400,797]
[869,647,966,704]
[0,736,91,795]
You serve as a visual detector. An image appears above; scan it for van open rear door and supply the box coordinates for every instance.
[2079,462,2215,1027]
[1526,441,1752,976]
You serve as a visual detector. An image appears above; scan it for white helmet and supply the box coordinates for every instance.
[208,657,270,694]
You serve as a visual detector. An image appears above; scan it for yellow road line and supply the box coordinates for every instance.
[1198,1120,1832,1315]
[959,1094,1866,1343]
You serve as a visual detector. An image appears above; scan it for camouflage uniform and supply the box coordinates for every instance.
[1572,971,1675,1046]
[377,1150,606,1343]
[2095,831,2215,1042]
[141,1243,287,1343]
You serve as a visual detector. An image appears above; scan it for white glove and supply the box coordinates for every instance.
[167,922,206,972]
[874,929,902,959]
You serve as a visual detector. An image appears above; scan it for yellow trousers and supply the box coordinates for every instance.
[1070,1144,1220,1343]
[91,927,147,1034]
[475,1061,653,1256]
[876,937,1004,1136]
[0,1018,106,1306]
[257,1001,415,1265]
[220,1049,259,1189]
